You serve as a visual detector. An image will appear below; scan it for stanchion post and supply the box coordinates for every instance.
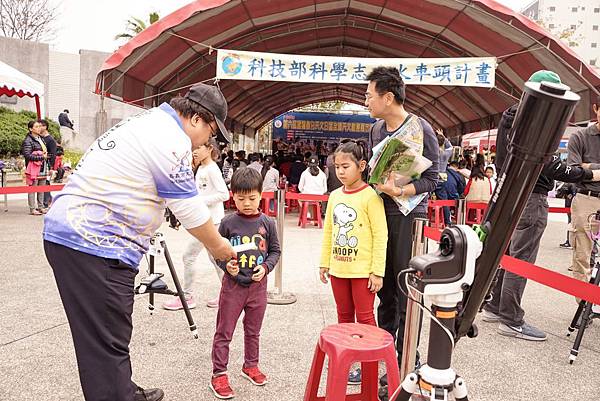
[1,169,7,212]
[267,189,297,305]
[400,217,429,379]
[456,198,466,225]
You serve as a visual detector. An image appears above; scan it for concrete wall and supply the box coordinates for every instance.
[0,37,143,152]
[49,51,80,132]
[0,37,49,116]
[77,50,141,151]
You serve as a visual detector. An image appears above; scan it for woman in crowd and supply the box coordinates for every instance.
[21,120,49,215]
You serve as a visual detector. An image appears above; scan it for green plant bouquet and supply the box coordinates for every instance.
[368,115,433,215]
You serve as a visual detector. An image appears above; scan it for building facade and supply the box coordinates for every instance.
[522,0,600,67]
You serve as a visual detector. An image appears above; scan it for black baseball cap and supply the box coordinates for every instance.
[184,83,231,143]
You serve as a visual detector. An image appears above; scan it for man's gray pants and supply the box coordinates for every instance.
[485,192,548,327]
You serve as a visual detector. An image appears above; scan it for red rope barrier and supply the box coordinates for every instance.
[0,184,65,194]
[422,227,600,305]
[285,192,329,202]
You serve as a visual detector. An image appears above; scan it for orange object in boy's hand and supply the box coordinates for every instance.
[226,259,239,276]
[319,267,330,284]
[252,265,266,281]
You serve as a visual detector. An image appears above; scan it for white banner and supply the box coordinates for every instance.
[216,49,496,87]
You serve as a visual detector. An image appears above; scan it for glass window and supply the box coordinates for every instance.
[572,7,578,12]
[549,6,556,11]
[592,43,598,48]
[593,25,598,31]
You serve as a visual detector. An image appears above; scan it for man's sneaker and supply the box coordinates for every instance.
[134,385,164,401]
[207,296,219,308]
[481,309,501,323]
[347,368,361,385]
[162,295,196,311]
[559,241,573,249]
[498,322,547,341]
[241,366,268,386]
[210,374,234,399]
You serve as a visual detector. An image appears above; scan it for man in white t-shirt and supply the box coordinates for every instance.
[43,83,236,401]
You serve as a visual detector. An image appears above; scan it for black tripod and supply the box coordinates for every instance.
[566,262,599,364]
[135,232,198,339]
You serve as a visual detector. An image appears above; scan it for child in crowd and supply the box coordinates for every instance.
[319,141,388,384]
[209,167,281,399]
[163,138,230,310]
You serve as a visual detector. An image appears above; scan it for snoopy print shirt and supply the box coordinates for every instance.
[320,184,388,278]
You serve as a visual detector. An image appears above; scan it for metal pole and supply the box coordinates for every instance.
[400,217,429,379]
[267,189,297,305]
[456,198,466,225]
[2,169,7,212]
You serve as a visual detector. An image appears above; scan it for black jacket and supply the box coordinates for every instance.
[58,112,73,129]
[496,105,592,195]
[41,134,57,168]
[21,133,46,166]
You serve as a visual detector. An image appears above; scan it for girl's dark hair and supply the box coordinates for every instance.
[230,167,263,194]
[474,153,485,168]
[169,96,214,123]
[334,140,367,165]
[27,120,37,131]
[206,137,220,161]
[261,155,274,179]
[232,159,240,171]
[38,119,49,128]
[470,165,485,180]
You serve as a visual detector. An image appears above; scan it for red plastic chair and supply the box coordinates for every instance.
[303,323,400,401]
[286,185,300,213]
[298,201,322,228]
[427,203,445,229]
[261,192,277,217]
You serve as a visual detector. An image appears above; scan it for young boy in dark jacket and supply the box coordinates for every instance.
[210,167,281,399]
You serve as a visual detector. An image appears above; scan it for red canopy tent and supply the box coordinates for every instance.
[0,60,44,118]
[95,0,600,136]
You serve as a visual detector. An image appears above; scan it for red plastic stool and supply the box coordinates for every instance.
[261,197,277,217]
[303,323,400,401]
[298,201,322,228]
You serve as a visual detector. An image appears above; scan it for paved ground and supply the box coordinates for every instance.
[0,197,599,401]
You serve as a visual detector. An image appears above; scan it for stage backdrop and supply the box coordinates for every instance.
[272,112,375,142]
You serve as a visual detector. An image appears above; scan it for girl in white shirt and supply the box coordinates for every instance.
[163,138,230,310]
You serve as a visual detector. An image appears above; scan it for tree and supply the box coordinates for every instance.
[114,12,160,41]
[0,0,57,42]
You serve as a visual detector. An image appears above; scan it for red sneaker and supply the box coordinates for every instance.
[209,374,234,399]
[241,366,268,386]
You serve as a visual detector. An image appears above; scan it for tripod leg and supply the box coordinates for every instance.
[148,255,155,315]
[567,300,585,335]
[161,240,199,339]
[452,376,468,401]
[390,372,419,401]
[569,269,600,364]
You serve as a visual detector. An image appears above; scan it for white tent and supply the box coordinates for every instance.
[0,60,45,117]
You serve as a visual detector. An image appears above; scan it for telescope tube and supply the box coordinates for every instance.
[455,81,580,339]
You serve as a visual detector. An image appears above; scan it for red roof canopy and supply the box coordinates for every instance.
[97,0,600,136]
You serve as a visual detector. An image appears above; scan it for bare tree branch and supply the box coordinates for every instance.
[0,0,57,42]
